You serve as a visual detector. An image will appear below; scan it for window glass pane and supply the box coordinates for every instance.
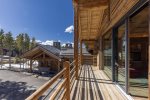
[115,23,126,89]
[129,4,148,98]
[103,31,112,80]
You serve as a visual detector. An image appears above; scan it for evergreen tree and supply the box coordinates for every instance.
[24,33,30,52]
[30,37,36,49]
[3,32,14,68]
[0,29,4,68]
[16,33,24,55]
[0,29,4,55]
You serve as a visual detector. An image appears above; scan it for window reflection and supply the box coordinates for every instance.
[115,23,126,89]
[103,31,112,80]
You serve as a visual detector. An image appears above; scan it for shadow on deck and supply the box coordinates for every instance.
[71,65,128,100]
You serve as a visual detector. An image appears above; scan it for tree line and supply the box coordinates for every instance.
[0,29,37,57]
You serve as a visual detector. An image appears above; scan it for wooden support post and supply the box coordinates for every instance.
[74,7,79,79]
[30,59,33,72]
[99,36,103,70]
[80,40,83,66]
[63,61,70,100]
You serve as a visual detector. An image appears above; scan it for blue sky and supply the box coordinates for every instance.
[0,0,74,44]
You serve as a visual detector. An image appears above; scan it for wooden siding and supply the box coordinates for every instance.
[101,0,140,36]
[74,0,140,48]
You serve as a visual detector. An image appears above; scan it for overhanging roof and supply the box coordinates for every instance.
[73,0,108,41]
[73,0,108,49]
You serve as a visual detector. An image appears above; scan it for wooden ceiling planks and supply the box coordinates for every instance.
[78,8,106,40]
[73,0,108,48]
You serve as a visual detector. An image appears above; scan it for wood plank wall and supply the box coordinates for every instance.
[99,0,149,99]
[100,0,140,36]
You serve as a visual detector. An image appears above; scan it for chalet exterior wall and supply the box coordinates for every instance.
[101,0,140,35]
[98,0,149,99]
[73,0,149,99]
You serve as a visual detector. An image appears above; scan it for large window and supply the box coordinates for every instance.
[114,23,126,89]
[103,31,112,80]
[129,3,148,98]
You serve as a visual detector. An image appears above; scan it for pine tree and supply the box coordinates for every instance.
[0,29,4,68]
[3,32,14,68]
[30,37,36,50]
[0,29,4,55]
[24,33,30,52]
[16,33,24,55]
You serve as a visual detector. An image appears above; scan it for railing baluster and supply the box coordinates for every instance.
[64,61,70,100]
[26,60,76,100]
[49,79,67,100]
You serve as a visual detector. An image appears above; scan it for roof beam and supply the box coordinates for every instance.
[32,52,44,59]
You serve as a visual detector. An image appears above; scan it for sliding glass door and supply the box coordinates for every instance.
[129,3,149,97]
[114,23,126,89]
[103,31,112,80]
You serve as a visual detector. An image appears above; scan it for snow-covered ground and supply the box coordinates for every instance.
[0,61,38,70]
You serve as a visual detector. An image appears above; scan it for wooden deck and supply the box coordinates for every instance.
[71,65,129,100]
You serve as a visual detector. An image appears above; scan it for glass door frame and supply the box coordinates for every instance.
[112,20,129,93]
[112,0,149,94]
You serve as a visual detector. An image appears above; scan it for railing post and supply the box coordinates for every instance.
[63,61,70,100]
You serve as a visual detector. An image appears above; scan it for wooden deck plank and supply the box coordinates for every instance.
[95,71,112,100]
[90,66,97,100]
[85,65,89,100]
[100,71,127,100]
[98,70,121,100]
[71,65,128,100]
[78,66,83,100]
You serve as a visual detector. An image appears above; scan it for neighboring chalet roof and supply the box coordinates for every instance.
[41,45,60,55]
[60,48,91,57]
[22,44,91,60]
[22,45,61,61]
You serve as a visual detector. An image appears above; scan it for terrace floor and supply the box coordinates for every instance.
[71,65,129,100]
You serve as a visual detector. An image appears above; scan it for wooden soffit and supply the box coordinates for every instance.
[73,0,108,41]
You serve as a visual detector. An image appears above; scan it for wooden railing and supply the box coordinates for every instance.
[70,60,76,90]
[26,60,77,100]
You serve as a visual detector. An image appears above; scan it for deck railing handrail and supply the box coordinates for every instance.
[26,60,77,100]
[70,60,75,66]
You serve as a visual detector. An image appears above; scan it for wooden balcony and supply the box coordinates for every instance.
[26,61,129,100]
[71,65,128,100]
